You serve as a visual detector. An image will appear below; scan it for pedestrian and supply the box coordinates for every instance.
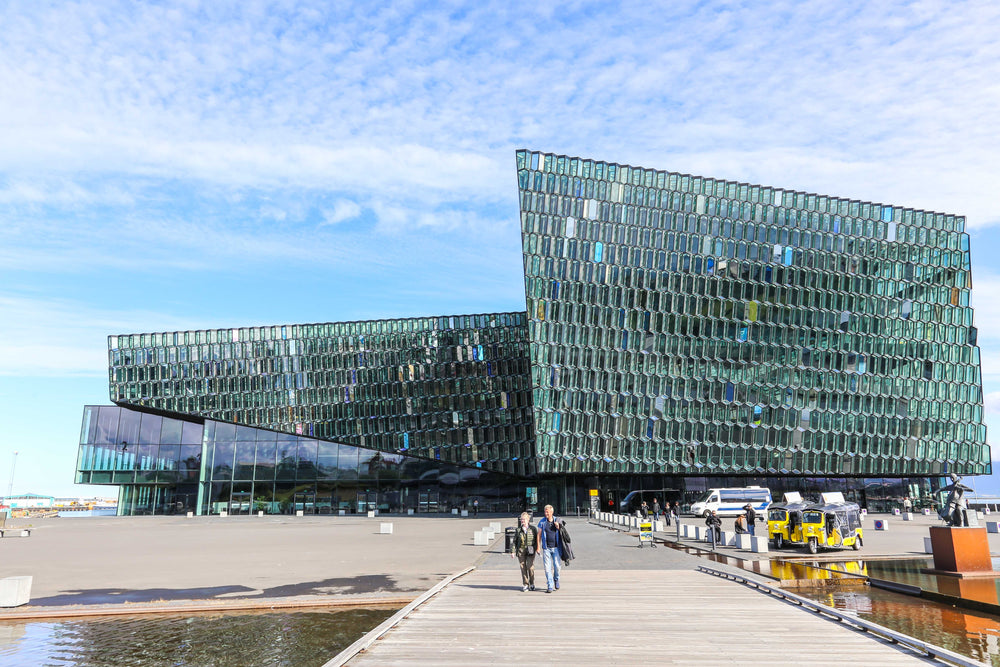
[473,499,479,517]
[640,501,649,520]
[743,503,757,537]
[734,513,748,534]
[903,497,912,513]
[672,501,680,522]
[537,504,564,593]
[706,510,722,542]
[510,511,538,592]
[663,498,672,527]
[652,498,661,523]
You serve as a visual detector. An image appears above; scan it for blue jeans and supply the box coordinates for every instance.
[748,523,755,536]
[541,546,561,590]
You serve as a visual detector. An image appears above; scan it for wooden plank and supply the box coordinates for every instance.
[347,569,935,666]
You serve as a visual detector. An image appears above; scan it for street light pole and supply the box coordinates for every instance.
[6,451,18,502]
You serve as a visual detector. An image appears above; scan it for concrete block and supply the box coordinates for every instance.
[873,519,889,531]
[461,510,469,517]
[186,512,194,518]
[379,522,393,534]
[367,510,375,518]
[683,524,692,538]
[653,520,662,532]
[0,576,31,607]
[924,537,934,553]
[490,522,502,533]
[257,511,264,517]
[452,509,459,515]
[296,510,304,517]
[986,521,999,534]
[902,512,913,521]
[407,509,414,515]
[751,536,769,553]
[892,508,901,515]
[338,509,346,516]
[860,509,867,517]
[977,511,985,520]
[720,530,737,546]
[736,533,753,550]
[219,511,228,517]
[473,530,488,546]
[923,508,932,515]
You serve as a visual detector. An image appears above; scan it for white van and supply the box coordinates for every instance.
[689,487,772,518]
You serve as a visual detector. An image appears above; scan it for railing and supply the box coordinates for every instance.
[697,566,988,667]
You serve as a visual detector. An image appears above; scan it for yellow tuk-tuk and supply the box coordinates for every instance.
[767,501,810,549]
[799,501,863,554]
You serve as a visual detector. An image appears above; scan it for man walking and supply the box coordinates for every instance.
[537,504,563,593]
[743,503,757,537]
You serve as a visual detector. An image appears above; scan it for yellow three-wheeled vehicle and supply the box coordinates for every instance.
[769,500,863,554]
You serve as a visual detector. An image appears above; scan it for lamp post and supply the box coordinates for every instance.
[6,451,18,503]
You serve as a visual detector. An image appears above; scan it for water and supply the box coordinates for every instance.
[0,607,398,667]
[796,586,1000,666]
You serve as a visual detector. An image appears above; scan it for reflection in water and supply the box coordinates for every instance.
[797,586,1000,667]
[0,607,397,667]
[862,557,1000,607]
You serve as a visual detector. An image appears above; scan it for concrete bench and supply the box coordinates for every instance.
[0,576,31,607]
[750,535,768,553]
[0,528,31,538]
[736,533,753,550]
[719,530,737,546]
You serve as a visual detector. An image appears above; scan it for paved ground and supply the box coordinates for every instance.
[0,514,511,614]
[1,510,994,618]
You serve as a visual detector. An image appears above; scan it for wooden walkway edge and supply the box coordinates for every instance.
[345,568,947,666]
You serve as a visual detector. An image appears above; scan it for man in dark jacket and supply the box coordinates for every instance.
[706,510,722,542]
[537,504,564,593]
[743,503,757,536]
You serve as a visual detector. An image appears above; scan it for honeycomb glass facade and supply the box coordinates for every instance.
[107,312,535,476]
[77,149,990,514]
[517,150,989,478]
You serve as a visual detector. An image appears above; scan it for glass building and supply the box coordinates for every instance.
[77,150,990,514]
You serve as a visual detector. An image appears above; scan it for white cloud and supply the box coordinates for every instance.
[321,200,362,226]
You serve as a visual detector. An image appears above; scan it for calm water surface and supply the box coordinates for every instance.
[0,607,397,667]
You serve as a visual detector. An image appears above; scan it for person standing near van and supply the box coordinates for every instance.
[706,510,722,542]
[640,501,649,520]
[743,503,757,536]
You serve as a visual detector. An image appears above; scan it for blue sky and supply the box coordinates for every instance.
[2,1,1000,498]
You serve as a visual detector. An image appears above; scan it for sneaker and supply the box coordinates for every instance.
[529,585,535,591]
[522,586,528,592]
[554,582,560,590]
[546,588,553,593]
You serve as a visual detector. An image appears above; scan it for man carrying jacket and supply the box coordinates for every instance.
[536,504,563,593]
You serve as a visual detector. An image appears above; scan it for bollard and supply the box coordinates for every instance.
[461,510,469,517]
[490,521,502,533]
[736,533,753,550]
[367,510,375,518]
[219,511,228,517]
[296,510,304,517]
[379,522,393,534]
[473,530,489,546]
[873,519,889,531]
[0,576,32,608]
[986,521,999,534]
[339,509,346,516]
[750,536,769,553]
[257,510,264,517]
[186,511,194,518]
[407,509,414,515]
[902,512,913,522]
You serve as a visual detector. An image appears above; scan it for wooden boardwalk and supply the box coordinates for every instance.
[346,568,935,666]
